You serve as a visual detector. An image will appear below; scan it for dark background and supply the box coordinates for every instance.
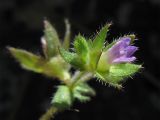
[0,0,160,120]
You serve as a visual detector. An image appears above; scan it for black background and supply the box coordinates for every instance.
[0,0,160,120]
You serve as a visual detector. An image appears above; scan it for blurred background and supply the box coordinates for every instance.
[0,0,160,120]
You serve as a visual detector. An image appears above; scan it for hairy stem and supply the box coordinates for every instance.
[39,106,58,120]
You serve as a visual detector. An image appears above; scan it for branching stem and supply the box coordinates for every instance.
[39,71,93,120]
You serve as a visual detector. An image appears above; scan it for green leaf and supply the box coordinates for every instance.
[63,19,71,50]
[74,34,89,62]
[73,83,95,102]
[44,20,61,58]
[92,23,111,50]
[51,85,72,110]
[8,47,44,73]
[59,47,85,69]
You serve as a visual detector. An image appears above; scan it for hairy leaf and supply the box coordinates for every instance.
[74,34,89,62]
[59,47,85,69]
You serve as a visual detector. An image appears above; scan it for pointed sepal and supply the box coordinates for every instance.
[92,23,111,50]
[96,63,141,88]
[89,23,111,70]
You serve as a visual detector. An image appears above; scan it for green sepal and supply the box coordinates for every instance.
[59,47,85,70]
[74,34,89,63]
[51,85,72,110]
[104,40,117,51]
[110,63,141,77]
[92,23,111,50]
[89,23,111,70]
[89,50,102,70]
[125,34,136,44]
[96,63,141,88]
[73,83,96,102]
[44,20,61,58]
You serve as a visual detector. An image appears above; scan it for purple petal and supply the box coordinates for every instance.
[106,37,138,64]
[126,46,138,57]
[112,56,136,64]
[107,37,131,62]
[118,37,131,46]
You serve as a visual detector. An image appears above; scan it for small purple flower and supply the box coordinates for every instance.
[107,37,138,64]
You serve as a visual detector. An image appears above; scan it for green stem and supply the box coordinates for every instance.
[39,106,58,120]
[70,71,93,87]
[71,71,85,84]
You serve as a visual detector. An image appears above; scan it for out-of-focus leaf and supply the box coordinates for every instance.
[51,85,72,110]
[43,56,71,80]
[63,19,71,50]
[8,47,70,80]
[73,82,95,102]
[44,20,61,58]
[8,47,44,73]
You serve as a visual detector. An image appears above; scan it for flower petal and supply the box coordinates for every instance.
[112,56,136,64]
[121,37,131,44]
[108,37,131,53]
[126,46,138,57]
[107,37,131,63]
